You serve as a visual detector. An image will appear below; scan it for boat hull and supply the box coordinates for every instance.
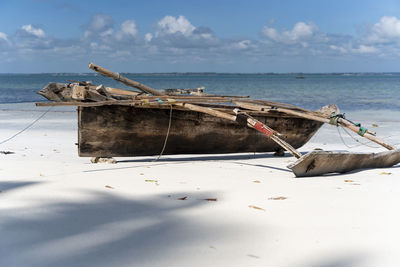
[288,149,400,177]
[78,105,323,157]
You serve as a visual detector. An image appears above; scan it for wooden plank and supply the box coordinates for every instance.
[37,82,72,102]
[71,85,87,100]
[105,87,140,96]
[36,99,233,107]
[288,149,400,177]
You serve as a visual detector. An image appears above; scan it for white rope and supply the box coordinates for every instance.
[0,107,52,145]
[153,105,173,161]
[336,125,380,149]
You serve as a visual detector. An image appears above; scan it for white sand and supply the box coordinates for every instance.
[1,103,400,267]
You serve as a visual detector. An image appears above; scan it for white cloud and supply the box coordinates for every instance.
[145,33,153,42]
[367,16,400,43]
[111,50,132,59]
[156,15,195,36]
[87,14,113,32]
[90,42,111,51]
[231,40,252,50]
[100,28,114,37]
[192,26,214,40]
[120,20,138,37]
[353,45,378,54]
[83,14,114,39]
[83,15,142,49]
[261,22,317,44]
[13,25,55,51]
[114,20,139,43]
[291,22,315,40]
[329,45,347,53]
[2,14,398,71]
[151,16,218,50]
[330,44,378,54]
[21,24,46,38]
[261,27,279,41]
[0,32,10,44]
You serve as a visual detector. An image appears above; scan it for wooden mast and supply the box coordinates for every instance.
[88,62,164,96]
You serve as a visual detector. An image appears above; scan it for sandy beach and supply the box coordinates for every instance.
[1,103,400,267]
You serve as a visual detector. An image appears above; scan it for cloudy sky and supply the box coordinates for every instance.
[1,0,400,73]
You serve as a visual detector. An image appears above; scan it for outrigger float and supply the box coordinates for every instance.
[36,63,400,177]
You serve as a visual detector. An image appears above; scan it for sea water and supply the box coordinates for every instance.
[1,73,400,111]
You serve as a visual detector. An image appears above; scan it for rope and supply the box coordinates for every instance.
[0,107,52,145]
[329,112,347,126]
[336,126,352,148]
[330,112,369,136]
[329,112,382,148]
[336,126,380,149]
[153,105,173,161]
[329,112,340,126]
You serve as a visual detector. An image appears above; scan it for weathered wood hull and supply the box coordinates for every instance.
[288,149,400,177]
[78,105,323,157]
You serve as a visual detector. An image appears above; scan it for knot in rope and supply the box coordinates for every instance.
[329,112,345,126]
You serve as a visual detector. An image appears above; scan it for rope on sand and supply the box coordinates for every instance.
[0,107,52,146]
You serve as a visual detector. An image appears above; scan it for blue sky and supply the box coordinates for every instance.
[1,0,400,73]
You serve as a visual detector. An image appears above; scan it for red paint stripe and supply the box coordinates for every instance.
[254,122,275,137]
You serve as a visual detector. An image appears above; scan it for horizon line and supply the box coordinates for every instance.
[1,72,400,75]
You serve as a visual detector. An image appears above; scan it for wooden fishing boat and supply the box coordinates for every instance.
[36,63,400,176]
[37,82,328,157]
[77,104,324,157]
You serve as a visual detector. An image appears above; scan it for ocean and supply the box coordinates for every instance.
[1,73,400,111]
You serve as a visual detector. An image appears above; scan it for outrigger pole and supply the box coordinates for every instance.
[234,101,395,151]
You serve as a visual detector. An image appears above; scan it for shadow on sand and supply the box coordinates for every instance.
[0,181,41,193]
[83,152,293,174]
[0,190,245,266]
[116,152,284,163]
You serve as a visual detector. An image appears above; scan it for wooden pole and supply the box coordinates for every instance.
[238,111,302,158]
[173,102,237,123]
[336,119,395,150]
[88,62,164,96]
